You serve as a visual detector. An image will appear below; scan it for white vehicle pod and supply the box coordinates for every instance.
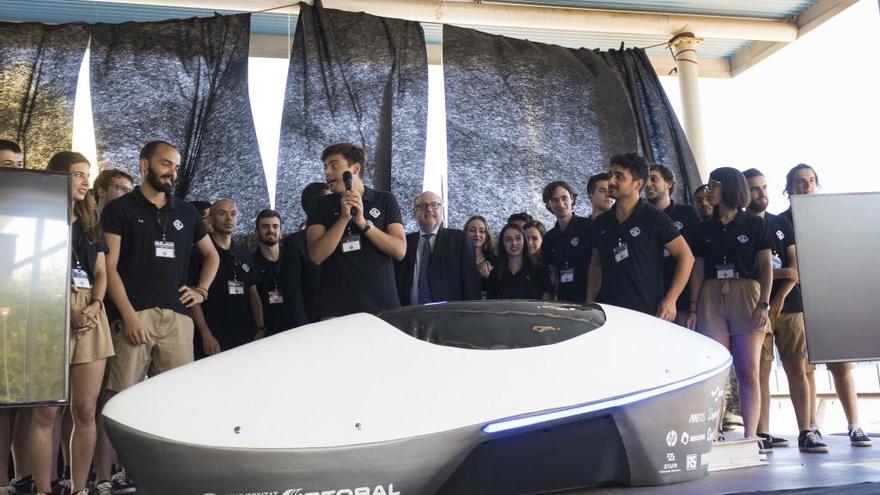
[103,300,731,495]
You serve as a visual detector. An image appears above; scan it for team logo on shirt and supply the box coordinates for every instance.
[673,221,684,230]
[737,234,750,244]
[242,263,250,273]
[173,219,184,231]
[570,237,580,247]
[776,230,784,240]
[629,227,641,238]
[369,207,381,218]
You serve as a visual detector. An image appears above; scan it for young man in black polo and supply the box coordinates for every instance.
[744,168,826,453]
[190,199,264,359]
[253,209,307,333]
[781,164,870,448]
[646,164,702,325]
[587,153,694,319]
[97,140,219,492]
[306,143,406,318]
[541,180,592,303]
[587,172,613,219]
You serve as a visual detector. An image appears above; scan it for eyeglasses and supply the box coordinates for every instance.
[415,202,442,211]
[112,184,133,194]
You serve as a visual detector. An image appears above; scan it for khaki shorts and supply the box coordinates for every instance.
[761,312,807,361]
[69,288,115,365]
[107,308,194,392]
[697,279,771,338]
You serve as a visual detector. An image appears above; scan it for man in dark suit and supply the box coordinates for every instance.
[395,191,481,305]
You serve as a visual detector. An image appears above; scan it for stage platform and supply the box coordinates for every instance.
[575,432,880,494]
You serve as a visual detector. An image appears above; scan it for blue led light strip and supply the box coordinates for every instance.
[482,357,732,434]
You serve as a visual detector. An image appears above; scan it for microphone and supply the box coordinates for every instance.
[342,171,357,216]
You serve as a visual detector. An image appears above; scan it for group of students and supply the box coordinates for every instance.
[0,138,873,495]
[458,155,871,457]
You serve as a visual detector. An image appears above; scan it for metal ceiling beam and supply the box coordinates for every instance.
[250,33,732,78]
[91,0,799,42]
[730,0,858,77]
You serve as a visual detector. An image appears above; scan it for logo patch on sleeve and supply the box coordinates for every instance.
[369,207,381,218]
[776,230,784,240]
[173,219,184,231]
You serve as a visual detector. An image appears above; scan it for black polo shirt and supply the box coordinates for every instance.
[487,263,552,300]
[542,215,592,303]
[693,209,772,281]
[190,239,256,357]
[307,187,402,317]
[776,208,803,313]
[281,230,320,324]
[71,219,107,286]
[101,186,207,319]
[252,248,305,334]
[592,199,681,315]
[661,201,702,311]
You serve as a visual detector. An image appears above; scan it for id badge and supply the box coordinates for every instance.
[560,268,575,284]
[613,242,629,263]
[342,234,361,253]
[155,240,175,259]
[772,253,783,269]
[269,290,284,304]
[227,280,245,295]
[716,262,736,279]
[71,268,91,289]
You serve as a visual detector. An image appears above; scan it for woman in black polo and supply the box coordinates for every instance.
[27,152,114,495]
[687,167,772,441]
[487,223,552,300]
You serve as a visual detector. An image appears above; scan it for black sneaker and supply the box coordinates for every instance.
[51,477,71,495]
[812,427,823,439]
[110,469,136,495]
[799,429,829,453]
[8,475,37,494]
[758,432,789,448]
[758,437,773,453]
[850,426,873,447]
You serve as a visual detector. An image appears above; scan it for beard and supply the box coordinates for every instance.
[259,236,278,246]
[748,199,768,213]
[146,166,174,195]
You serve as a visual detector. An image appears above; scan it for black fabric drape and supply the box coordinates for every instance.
[90,13,268,232]
[0,21,88,169]
[276,3,428,230]
[599,48,700,204]
[443,25,639,230]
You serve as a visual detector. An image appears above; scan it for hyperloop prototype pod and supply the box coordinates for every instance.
[102,301,731,495]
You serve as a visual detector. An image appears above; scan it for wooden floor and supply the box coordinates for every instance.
[572,432,880,495]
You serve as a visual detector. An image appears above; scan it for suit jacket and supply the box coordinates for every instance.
[395,227,481,306]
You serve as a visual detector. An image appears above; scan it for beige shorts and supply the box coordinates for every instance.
[106,308,194,392]
[761,312,807,361]
[69,288,115,365]
[697,278,771,338]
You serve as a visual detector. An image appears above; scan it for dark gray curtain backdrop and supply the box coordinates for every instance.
[276,3,428,230]
[443,25,639,230]
[600,48,700,204]
[0,22,88,169]
[90,13,268,231]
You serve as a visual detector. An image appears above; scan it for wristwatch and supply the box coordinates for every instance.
[758,301,770,310]
[361,220,373,233]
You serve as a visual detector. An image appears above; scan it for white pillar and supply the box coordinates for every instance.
[671,32,709,183]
